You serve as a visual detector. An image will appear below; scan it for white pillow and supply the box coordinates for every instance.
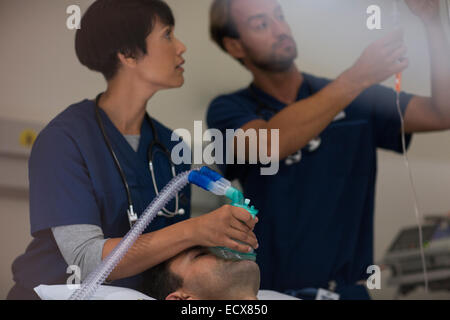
[34,285,155,300]
[34,285,299,300]
[257,290,300,300]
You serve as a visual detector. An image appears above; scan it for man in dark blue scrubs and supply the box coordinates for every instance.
[207,0,450,299]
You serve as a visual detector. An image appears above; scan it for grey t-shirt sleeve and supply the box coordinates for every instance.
[52,224,108,281]
[52,137,139,281]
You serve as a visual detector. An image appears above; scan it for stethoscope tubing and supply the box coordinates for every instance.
[94,93,184,226]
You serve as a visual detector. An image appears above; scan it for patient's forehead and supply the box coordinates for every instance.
[167,246,205,277]
[170,246,205,266]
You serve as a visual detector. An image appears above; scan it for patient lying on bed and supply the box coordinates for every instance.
[143,246,260,300]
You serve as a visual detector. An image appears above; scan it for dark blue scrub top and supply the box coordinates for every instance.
[207,73,414,299]
[10,99,191,298]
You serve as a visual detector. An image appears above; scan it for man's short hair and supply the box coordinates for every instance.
[143,259,183,300]
[209,0,240,52]
[75,0,175,80]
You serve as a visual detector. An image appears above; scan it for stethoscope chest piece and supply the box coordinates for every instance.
[307,137,322,152]
[284,137,322,166]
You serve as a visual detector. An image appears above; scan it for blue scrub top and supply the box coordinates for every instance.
[207,73,414,299]
[10,99,191,297]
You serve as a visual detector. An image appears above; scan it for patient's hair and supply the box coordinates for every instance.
[75,0,175,80]
[143,259,183,300]
[210,0,240,52]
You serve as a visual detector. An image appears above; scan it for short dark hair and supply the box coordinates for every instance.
[142,259,183,300]
[209,0,240,52]
[75,0,175,80]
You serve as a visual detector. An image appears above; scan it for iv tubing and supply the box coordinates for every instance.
[68,170,194,300]
[395,92,429,293]
[393,0,428,293]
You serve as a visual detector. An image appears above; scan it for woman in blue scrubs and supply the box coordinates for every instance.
[7,0,258,300]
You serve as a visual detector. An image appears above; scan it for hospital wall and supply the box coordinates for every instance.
[0,0,449,299]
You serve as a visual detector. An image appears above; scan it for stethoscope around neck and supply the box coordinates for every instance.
[94,93,185,228]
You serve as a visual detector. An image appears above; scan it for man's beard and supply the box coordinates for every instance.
[190,258,261,299]
[214,259,261,297]
[245,35,298,72]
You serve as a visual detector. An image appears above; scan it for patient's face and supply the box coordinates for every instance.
[168,246,260,300]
